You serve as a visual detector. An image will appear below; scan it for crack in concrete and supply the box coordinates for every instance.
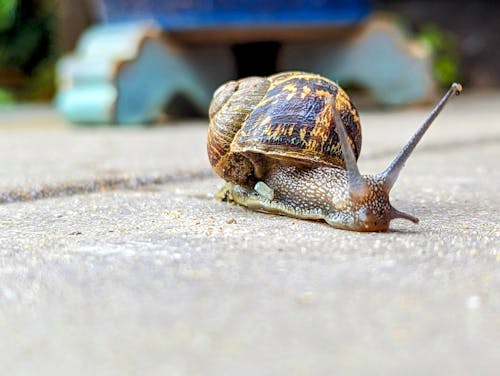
[0,135,497,205]
[0,170,215,204]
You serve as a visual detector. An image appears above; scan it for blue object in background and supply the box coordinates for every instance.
[55,1,435,125]
[102,0,372,30]
[56,22,236,124]
[57,1,375,125]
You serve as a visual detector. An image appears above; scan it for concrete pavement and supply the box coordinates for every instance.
[0,92,499,375]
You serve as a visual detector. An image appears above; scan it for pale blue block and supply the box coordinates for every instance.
[282,15,435,106]
[56,21,235,125]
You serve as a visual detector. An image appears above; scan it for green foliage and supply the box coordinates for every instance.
[0,0,17,31]
[0,87,15,103]
[23,57,57,101]
[418,24,461,87]
[0,0,58,102]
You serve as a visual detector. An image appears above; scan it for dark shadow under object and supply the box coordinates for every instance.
[164,93,205,119]
[232,42,281,78]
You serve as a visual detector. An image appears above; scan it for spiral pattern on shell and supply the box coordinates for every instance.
[207,72,362,188]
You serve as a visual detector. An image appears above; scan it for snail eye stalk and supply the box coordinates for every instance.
[333,110,369,201]
[380,83,462,192]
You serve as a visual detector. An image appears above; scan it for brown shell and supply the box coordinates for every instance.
[207,71,362,187]
[207,76,271,187]
[234,72,362,170]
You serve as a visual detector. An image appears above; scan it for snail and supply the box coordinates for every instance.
[207,71,462,232]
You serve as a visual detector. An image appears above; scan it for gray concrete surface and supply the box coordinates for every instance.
[0,92,499,375]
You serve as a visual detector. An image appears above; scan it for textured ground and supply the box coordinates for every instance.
[0,92,499,375]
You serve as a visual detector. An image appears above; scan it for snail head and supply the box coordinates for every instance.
[330,83,462,231]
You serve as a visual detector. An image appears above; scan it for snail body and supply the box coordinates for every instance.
[207,71,462,232]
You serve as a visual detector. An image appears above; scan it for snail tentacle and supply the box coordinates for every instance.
[333,109,369,201]
[380,83,463,191]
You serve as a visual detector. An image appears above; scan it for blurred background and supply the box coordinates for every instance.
[0,0,498,122]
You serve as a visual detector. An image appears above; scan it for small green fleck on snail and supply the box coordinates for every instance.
[207,71,462,232]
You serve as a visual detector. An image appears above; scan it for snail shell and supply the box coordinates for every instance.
[207,71,362,187]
